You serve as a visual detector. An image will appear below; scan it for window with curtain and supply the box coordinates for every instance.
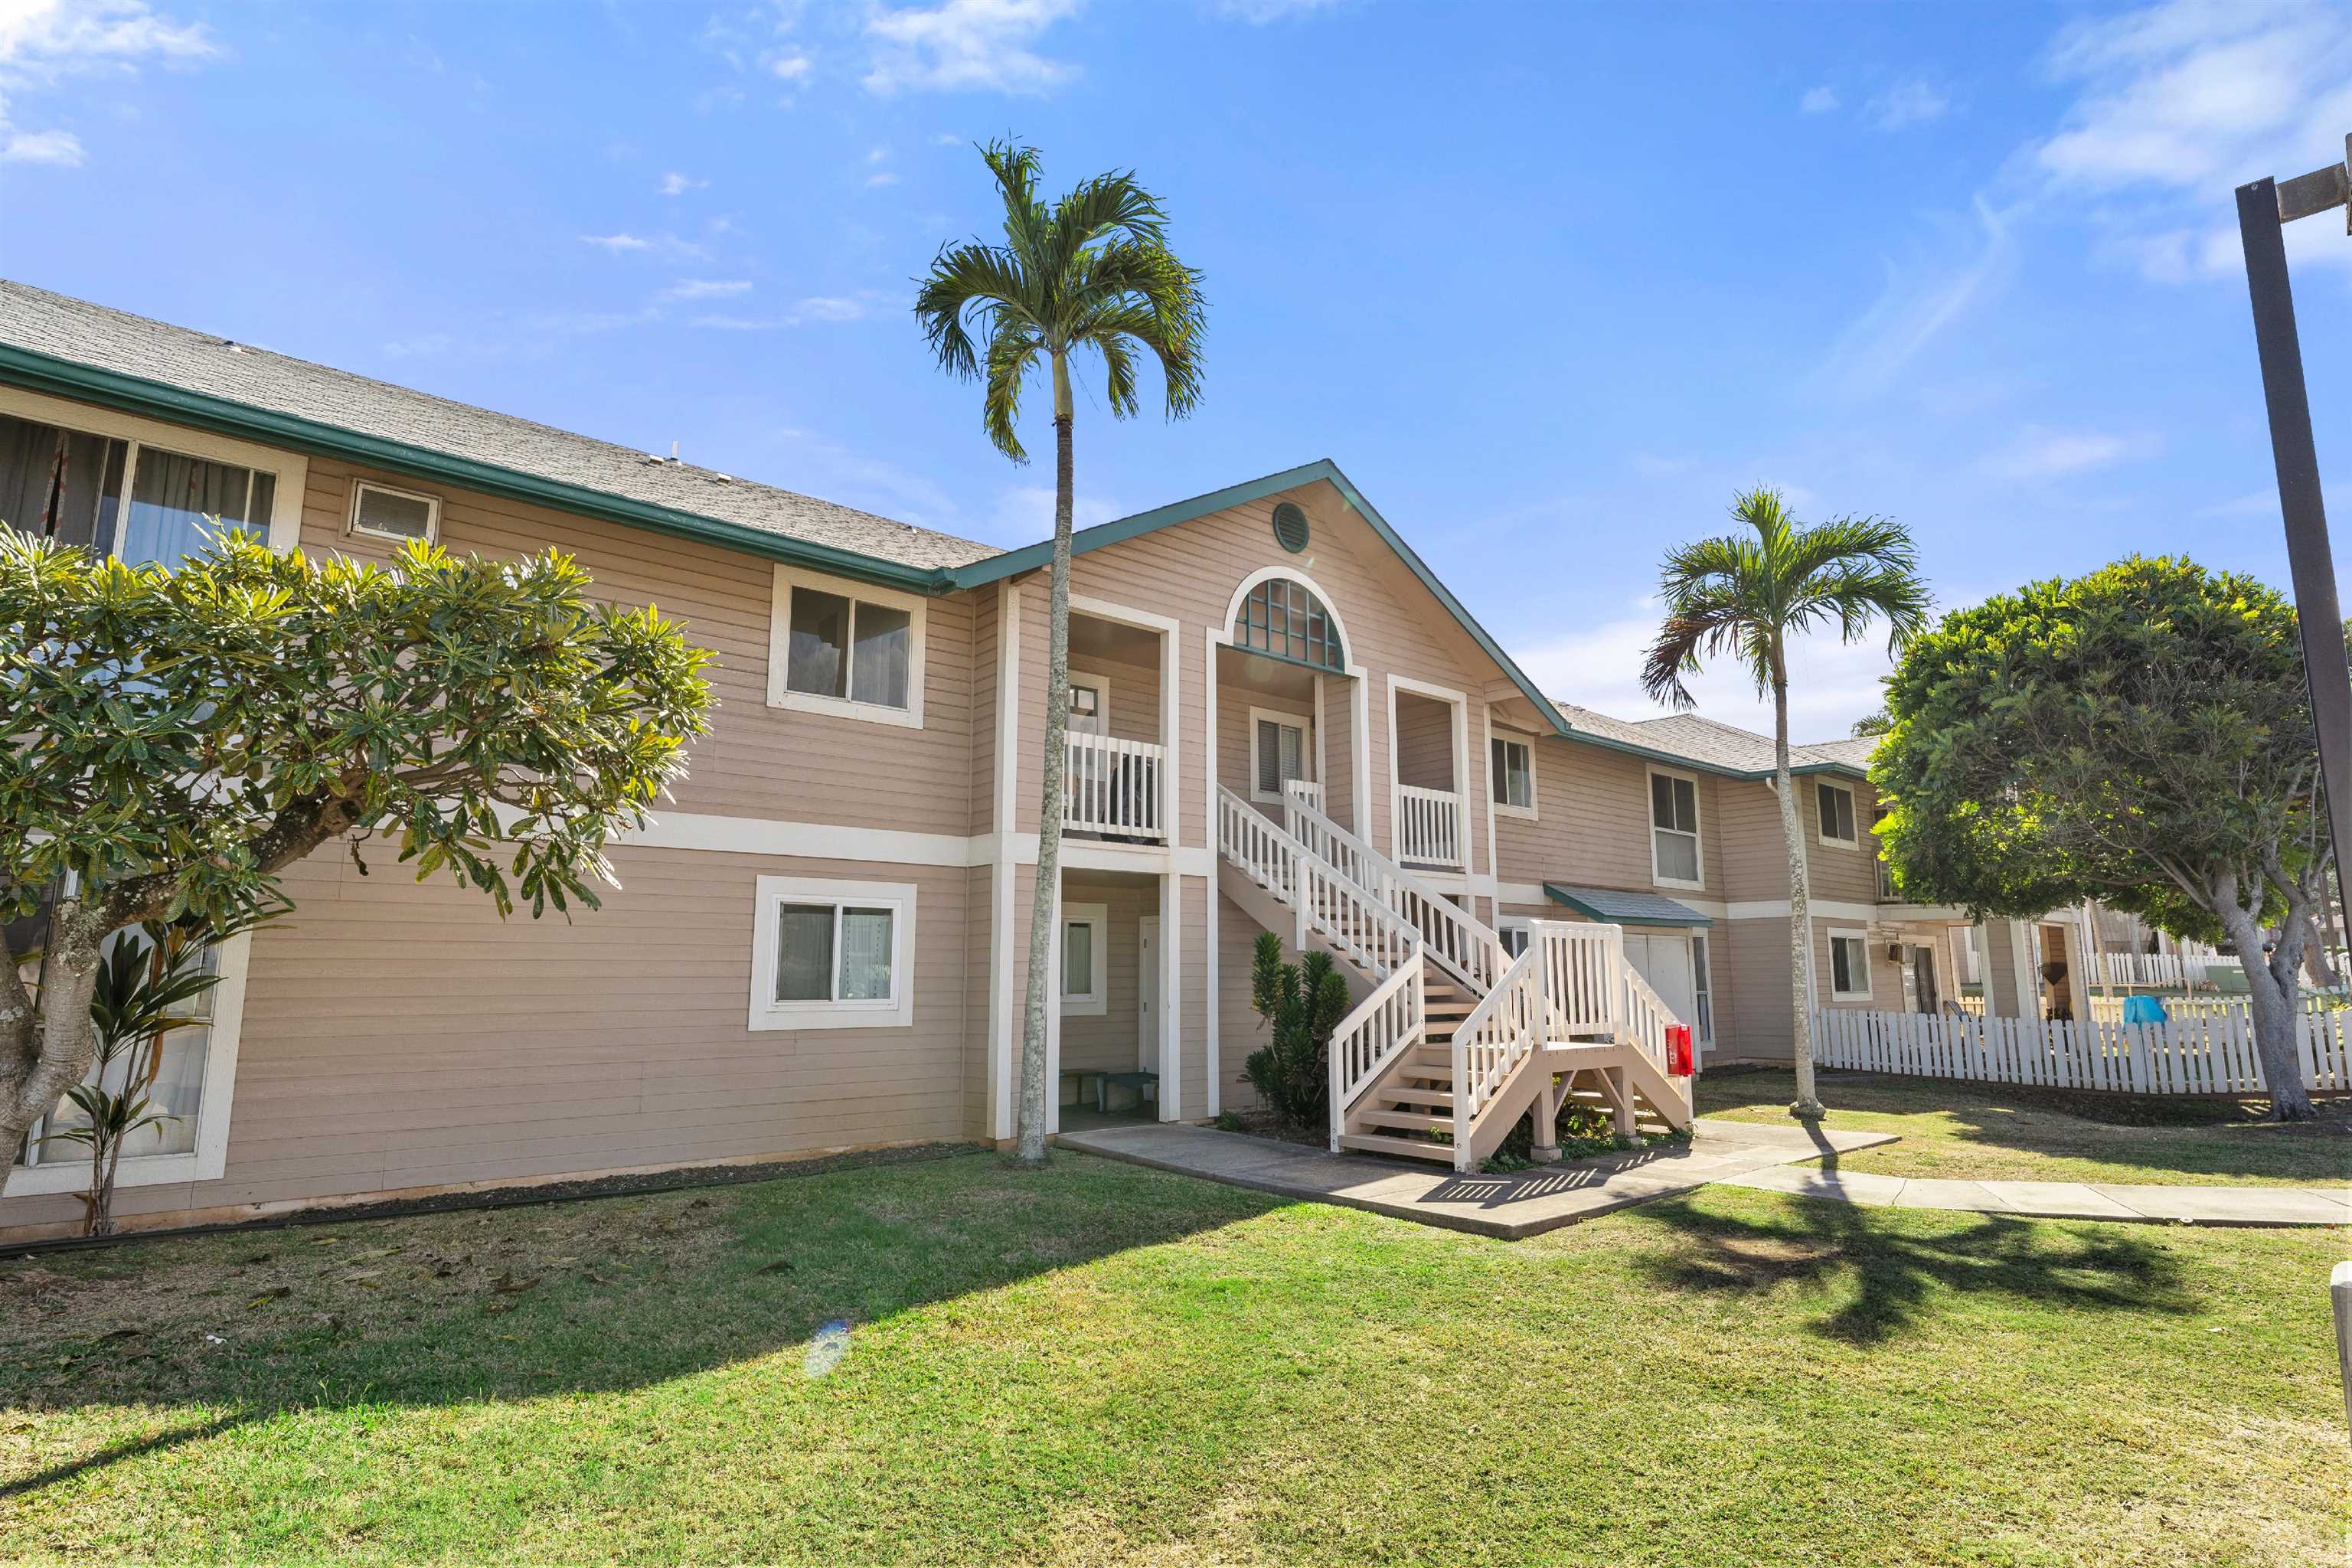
[773,901,897,1004]
[750,877,916,1030]
[773,573,923,722]
[1816,782,1858,845]
[1253,714,1309,802]
[1829,933,1873,999]
[1491,736,1534,812]
[0,408,284,568]
[1651,771,1701,886]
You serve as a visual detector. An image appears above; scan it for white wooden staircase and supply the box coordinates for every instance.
[1216,782,1694,1171]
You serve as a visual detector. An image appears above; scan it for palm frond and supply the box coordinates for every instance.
[982,315,1042,463]
[913,241,1037,381]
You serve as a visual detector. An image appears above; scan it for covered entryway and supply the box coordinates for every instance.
[1541,882,1714,1048]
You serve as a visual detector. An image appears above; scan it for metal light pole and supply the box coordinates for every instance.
[2237,135,2352,930]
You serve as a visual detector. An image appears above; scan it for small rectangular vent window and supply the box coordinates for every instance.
[350,481,439,543]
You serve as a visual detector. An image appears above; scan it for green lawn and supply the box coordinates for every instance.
[1700,1068,2352,1190]
[1,1151,2342,1566]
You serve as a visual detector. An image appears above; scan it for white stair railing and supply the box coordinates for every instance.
[1064,733,1166,840]
[1534,923,1623,1038]
[1282,779,1325,815]
[1618,959,1680,1089]
[1395,784,1465,867]
[1326,946,1425,1149]
[1279,792,1504,998]
[1446,940,1546,1171]
[1217,786,1415,980]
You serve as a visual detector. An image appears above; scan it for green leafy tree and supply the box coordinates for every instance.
[1243,932,1349,1132]
[1641,488,1929,1119]
[1872,556,2337,1119]
[0,528,715,1189]
[916,140,1207,1168]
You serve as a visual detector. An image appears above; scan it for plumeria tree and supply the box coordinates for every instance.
[1873,557,2339,1119]
[1642,488,1929,1119]
[0,528,714,1190]
[916,141,1207,1166]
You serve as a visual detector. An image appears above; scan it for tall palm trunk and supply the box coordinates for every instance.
[1772,646,1824,1118]
[1013,351,1076,1167]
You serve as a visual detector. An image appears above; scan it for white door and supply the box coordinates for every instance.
[1137,916,1160,1073]
[1625,932,1699,1036]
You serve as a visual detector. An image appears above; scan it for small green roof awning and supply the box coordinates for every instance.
[1542,883,1712,928]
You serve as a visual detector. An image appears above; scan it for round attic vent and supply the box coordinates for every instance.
[1271,501,1310,554]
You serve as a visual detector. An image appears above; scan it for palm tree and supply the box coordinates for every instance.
[916,141,1207,1167]
[1640,488,1929,1119]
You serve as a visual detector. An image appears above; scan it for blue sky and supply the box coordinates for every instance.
[5,0,2350,739]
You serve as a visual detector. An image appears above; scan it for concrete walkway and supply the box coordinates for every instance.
[1054,1118,1900,1240]
[1716,1164,2351,1228]
[1057,1119,2349,1236]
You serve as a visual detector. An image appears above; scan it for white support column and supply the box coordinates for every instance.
[1159,868,1182,1121]
[988,582,1022,1142]
[1204,626,1223,1119]
[1044,876,1064,1135]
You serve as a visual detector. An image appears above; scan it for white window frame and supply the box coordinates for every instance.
[1815,780,1860,848]
[1248,705,1315,805]
[0,384,307,555]
[747,874,917,1031]
[1060,901,1109,1017]
[347,478,441,544]
[7,931,252,1194]
[1647,765,1705,892]
[767,565,928,730]
[1490,732,1537,820]
[1828,927,1873,1001]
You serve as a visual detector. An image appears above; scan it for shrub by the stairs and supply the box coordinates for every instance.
[1243,931,1351,1133]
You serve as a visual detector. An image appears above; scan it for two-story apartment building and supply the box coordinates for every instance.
[0,279,1943,1237]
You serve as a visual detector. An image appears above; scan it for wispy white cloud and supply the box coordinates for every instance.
[578,231,710,260]
[1798,85,1838,115]
[2032,0,2352,282]
[863,0,1082,95]
[662,278,753,301]
[867,170,900,187]
[657,171,707,196]
[1811,197,2016,401]
[0,0,217,169]
[1864,79,1949,131]
[1983,426,2151,482]
[1210,0,1342,21]
[1,126,78,164]
[688,296,868,330]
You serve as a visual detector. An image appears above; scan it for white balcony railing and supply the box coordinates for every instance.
[1063,732,1167,841]
[1394,784,1464,867]
[1282,779,1325,815]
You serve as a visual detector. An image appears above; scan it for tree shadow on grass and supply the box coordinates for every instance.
[0,1149,1290,1497]
[1633,1185,2197,1347]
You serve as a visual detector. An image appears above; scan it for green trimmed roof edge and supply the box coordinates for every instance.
[1542,883,1713,927]
[946,458,1572,738]
[0,341,956,596]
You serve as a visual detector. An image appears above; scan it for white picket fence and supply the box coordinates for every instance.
[1816,1005,2352,1096]
[2086,951,2226,989]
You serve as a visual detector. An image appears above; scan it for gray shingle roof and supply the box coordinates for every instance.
[0,279,1001,573]
[1552,701,1872,777]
